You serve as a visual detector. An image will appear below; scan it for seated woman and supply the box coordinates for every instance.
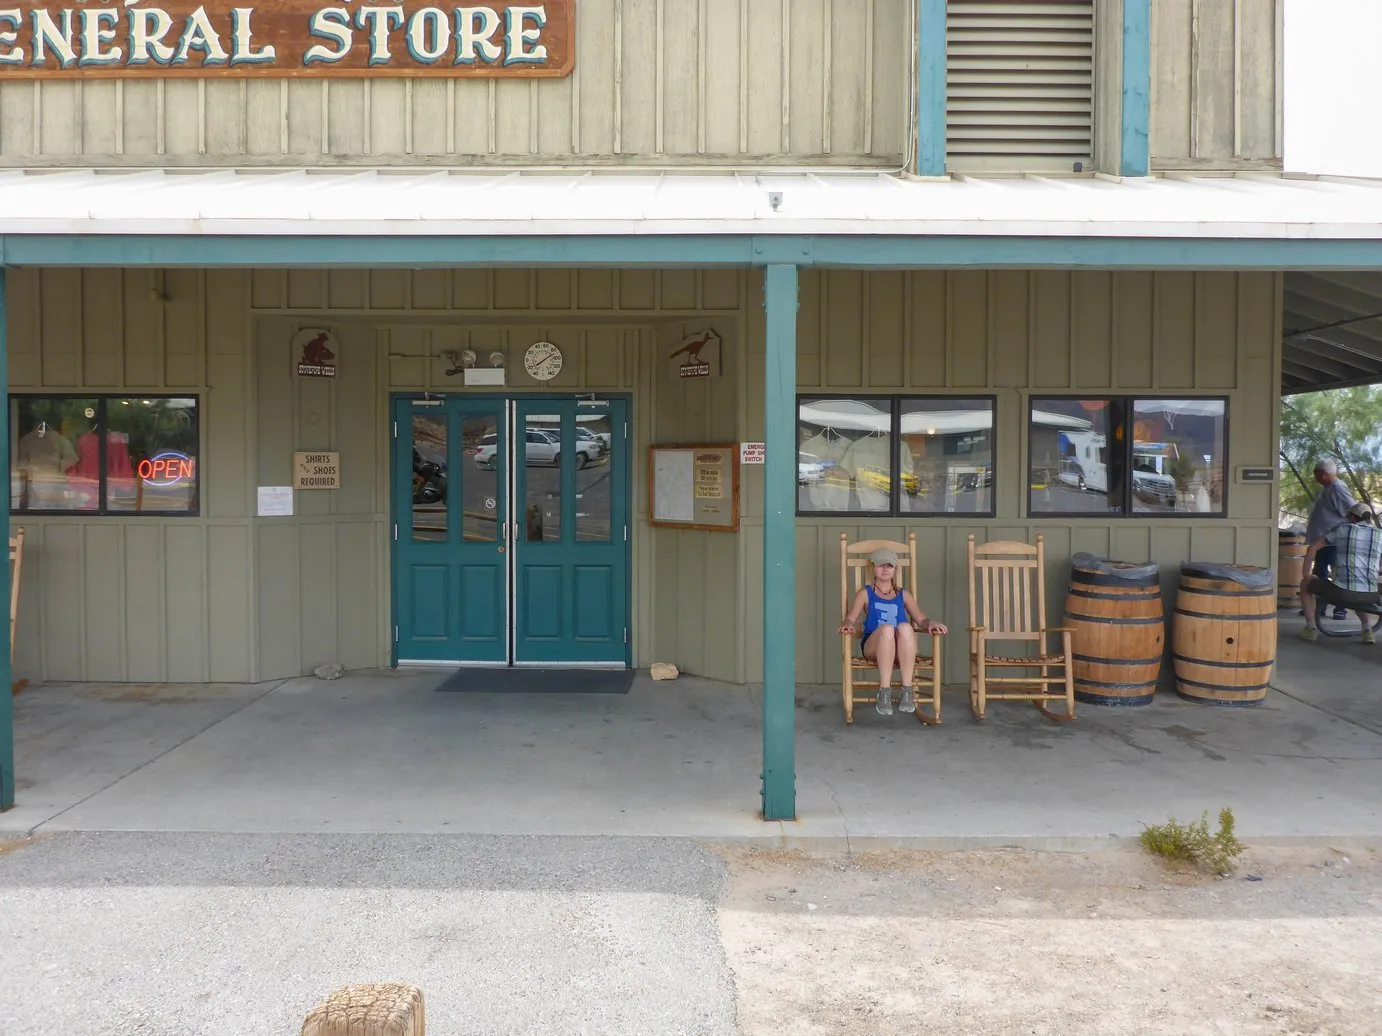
[838,547,948,716]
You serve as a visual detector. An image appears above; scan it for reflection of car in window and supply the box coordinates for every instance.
[473,428,600,469]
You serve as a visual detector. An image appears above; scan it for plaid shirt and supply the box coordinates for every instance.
[1325,522,1382,594]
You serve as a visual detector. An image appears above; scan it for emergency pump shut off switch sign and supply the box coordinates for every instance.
[0,1,573,78]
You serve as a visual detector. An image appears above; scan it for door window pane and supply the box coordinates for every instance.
[523,415,562,542]
[1132,399,1227,515]
[899,398,995,515]
[461,414,500,541]
[1030,399,1125,515]
[797,398,894,514]
[411,414,448,542]
[575,412,613,542]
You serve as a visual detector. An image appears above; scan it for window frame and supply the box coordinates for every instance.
[1026,394,1230,519]
[796,393,999,519]
[9,393,202,518]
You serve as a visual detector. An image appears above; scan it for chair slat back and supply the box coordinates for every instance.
[840,533,918,615]
[967,534,1047,639]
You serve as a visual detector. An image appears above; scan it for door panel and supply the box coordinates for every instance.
[514,398,629,664]
[394,398,508,663]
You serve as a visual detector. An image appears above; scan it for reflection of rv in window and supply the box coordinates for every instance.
[1057,431,1107,492]
[1132,442,1179,505]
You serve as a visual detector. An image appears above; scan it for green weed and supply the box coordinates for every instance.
[1139,807,1246,875]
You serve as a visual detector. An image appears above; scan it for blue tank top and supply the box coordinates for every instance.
[862,585,904,641]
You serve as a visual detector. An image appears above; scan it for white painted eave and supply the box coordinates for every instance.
[1,168,1382,238]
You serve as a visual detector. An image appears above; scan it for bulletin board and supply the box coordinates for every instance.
[648,444,740,532]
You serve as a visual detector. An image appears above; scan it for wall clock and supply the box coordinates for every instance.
[524,341,563,382]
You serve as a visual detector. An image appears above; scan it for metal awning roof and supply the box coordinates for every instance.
[1283,272,1382,395]
[4,168,1382,239]
[4,168,1382,395]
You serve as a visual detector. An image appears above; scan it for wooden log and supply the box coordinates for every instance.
[301,983,425,1036]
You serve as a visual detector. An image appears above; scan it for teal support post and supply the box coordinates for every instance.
[761,264,798,822]
[1121,0,1151,177]
[916,0,947,176]
[0,266,12,811]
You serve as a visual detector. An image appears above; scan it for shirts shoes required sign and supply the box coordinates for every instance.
[294,451,340,490]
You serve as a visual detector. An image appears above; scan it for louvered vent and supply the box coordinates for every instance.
[946,0,1095,172]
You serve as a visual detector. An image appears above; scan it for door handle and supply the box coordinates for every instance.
[498,520,507,553]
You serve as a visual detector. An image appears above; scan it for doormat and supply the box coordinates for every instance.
[433,667,634,695]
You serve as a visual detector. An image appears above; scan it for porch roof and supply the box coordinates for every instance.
[2,167,1382,241]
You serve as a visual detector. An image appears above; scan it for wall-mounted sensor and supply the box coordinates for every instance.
[768,192,783,211]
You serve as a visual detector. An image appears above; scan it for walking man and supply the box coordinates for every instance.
[1305,460,1356,620]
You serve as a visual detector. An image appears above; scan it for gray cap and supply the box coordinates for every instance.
[869,547,899,567]
[1349,500,1377,520]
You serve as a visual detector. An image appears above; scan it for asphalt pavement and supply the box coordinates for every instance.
[0,832,739,1036]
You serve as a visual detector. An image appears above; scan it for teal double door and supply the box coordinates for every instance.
[392,395,630,667]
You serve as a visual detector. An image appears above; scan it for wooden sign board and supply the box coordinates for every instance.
[294,451,340,490]
[649,444,739,532]
[0,1,574,79]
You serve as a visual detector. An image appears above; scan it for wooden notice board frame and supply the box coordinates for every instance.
[648,444,740,532]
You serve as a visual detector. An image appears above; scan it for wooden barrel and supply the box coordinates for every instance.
[1173,564,1277,707]
[1065,562,1164,706]
[1277,531,1307,609]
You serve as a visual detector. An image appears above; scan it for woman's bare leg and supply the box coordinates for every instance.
[864,626,897,714]
[895,623,918,712]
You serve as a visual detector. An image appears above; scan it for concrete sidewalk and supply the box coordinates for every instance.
[2,615,1379,845]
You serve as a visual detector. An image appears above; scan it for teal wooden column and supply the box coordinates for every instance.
[0,267,12,811]
[916,0,947,176]
[762,264,798,821]
[1121,0,1151,177]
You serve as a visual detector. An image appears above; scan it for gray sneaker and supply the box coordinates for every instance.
[898,687,916,714]
[875,687,894,716]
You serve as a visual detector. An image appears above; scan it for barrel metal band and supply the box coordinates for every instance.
[1073,653,1163,666]
[1172,652,1273,669]
[1178,586,1274,598]
[1073,676,1159,690]
[1066,612,1165,625]
[1067,587,1162,602]
[1174,675,1271,692]
[1173,607,1276,621]
[1070,571,1160,589]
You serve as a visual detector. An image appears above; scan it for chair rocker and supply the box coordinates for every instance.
[10,526,25,695]
[966,533,1075,722]
[840,532,942,725]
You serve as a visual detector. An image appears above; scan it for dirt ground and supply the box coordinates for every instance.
[715,845,1382,1036]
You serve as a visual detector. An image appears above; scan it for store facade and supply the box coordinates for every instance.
[1,0,1350,819]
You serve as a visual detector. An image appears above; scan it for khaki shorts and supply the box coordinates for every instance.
[1307,576,1382,612]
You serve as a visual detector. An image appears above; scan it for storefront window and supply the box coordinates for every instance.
[1131,399,1227,515]
[899,398,996,515]
[10,396,200,515]
[798,396,995,517]
[1028,397,1226,517]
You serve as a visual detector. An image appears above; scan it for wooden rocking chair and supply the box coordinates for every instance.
[840,532,942,725]
[10,526,25,695]
[966,533,1075,722]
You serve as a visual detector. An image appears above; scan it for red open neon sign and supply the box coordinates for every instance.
[138,451,195,486]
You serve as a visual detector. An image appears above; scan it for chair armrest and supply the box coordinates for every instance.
[1042,626,1075,634]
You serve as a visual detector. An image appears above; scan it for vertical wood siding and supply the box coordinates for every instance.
[740,269,1283,686]
[7,266,1279,688]
[0,0,907,168]
[1150,0,1281,169]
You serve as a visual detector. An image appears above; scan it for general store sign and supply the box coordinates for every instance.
[0,0,574,78]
